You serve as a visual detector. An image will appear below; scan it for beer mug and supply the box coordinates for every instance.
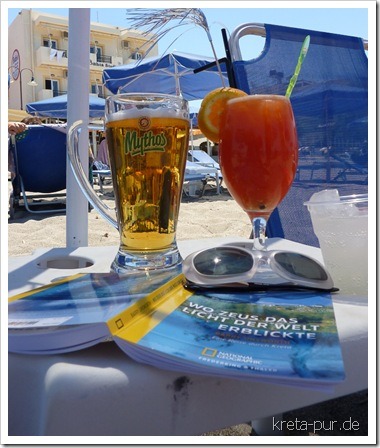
[68,93,190,272]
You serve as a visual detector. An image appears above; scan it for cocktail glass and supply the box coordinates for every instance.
[219,94,298,250]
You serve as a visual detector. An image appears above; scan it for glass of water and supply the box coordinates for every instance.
[305,190,368,296]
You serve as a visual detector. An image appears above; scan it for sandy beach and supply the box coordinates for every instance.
[8,131,252,257]
[8,181,252,257]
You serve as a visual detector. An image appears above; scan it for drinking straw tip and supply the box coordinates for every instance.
[285,35,310,98]
[302,35,311,55]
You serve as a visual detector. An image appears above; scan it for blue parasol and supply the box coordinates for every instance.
[26,93,105,119]
[102,51,229,101]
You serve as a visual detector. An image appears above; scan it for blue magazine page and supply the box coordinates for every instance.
[112,283,345,388]
[8,267,181,354]
[9,266,346,389]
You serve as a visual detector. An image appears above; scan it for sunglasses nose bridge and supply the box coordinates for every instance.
[256,257,269,269]
[253,251,269,266]
[243,254,273,284]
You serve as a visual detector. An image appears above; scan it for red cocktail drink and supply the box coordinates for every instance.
[219,95,298,248]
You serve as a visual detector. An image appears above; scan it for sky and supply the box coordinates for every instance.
[5,1,371,61]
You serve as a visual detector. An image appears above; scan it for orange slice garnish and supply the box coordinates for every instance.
[197,87,248,142]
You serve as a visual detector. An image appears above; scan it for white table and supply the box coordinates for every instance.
[7,238,368,439]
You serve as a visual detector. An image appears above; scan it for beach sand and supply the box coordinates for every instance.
[8,183,251,257]
[7,180,367,437]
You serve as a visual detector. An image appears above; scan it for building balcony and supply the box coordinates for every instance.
[36,46,68,68]
[37,89,68,101]
[37,90,103,101]
[89,53,123,69]
[35,46,123,69]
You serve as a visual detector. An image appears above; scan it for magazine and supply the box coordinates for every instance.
[9,268,345,388]
[8,267,182,354]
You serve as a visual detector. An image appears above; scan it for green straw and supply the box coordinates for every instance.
[285,35,310,98]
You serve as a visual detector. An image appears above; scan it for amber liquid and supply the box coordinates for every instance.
[219,95,298,221]
[106,116,189,251]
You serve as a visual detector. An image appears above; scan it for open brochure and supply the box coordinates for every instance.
[9,267,345,388]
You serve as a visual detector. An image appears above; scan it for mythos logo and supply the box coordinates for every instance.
[124,116,167,156]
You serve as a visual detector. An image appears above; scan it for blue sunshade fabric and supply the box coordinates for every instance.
[26,94,105,118]
[102,51,229,101]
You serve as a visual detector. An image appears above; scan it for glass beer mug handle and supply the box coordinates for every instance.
[67,120,118,230]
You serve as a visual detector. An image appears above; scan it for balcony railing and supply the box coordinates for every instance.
[89,53,122,68]
[97,55,112,64]
[54,48,68,57]
[52,90,67,97]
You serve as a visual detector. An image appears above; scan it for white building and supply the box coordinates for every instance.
[8,9,158,110]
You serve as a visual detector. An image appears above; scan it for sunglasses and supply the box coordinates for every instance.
[182,243,337,292]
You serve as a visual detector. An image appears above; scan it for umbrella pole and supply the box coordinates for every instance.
[174,58,180,96]
[190,119,194,160]
[66,9,90,248]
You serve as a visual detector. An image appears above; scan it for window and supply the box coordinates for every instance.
[43,38,57,49]
[91,83,104,97]
[90,45,102,62]
[132,52,142,60]
[45,79,60,96]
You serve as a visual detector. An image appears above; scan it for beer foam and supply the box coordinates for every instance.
[106,108,189,123]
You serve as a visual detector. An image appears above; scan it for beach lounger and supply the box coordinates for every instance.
[91,160,112,195]
[188,150,223,191]
[184,160,221,197]
[189,149,221,170]
[9,124,67,217]
[92,169,113,195]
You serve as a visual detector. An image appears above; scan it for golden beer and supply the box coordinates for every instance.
[68,93,189,271]
[106,115,190,252]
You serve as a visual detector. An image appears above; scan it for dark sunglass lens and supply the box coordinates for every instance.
[193,247,253,276]
[274,253,328,281]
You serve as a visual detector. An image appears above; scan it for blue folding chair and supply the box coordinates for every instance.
[226,23,368,246]
[9,125,67,217]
